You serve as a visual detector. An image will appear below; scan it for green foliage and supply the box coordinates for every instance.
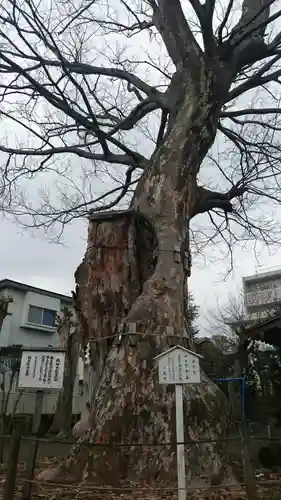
[0,344,22,376]
[196,338,229,380]
[249,347,281,422]
[205,299,281,423]
[206,333,281,423]
[186,291,199,336]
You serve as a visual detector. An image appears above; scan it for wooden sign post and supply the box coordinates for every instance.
[19,348,66,500]
[155,346,202,500]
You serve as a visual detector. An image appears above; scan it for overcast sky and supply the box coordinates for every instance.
[2,213,281,333]
[1,0,281,334]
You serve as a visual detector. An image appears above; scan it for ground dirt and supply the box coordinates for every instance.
[0,437,280,500]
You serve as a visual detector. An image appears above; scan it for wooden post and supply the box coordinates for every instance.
[22,390,44,500]
[32,390,44,434]
[155,347,202,500]
[240,424,257,500]
[228,381,257,500]
[175,384,186,500]
[3,424,21,500]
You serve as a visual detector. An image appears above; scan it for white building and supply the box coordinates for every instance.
[0,278,73,347]
[225,268,281,341]
[0,279,83,416]
[243,268,281,316]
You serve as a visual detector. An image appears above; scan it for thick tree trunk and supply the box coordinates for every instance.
[38,215,234,486]
[69,212,234,486]
[49,311,80,437]
[74,210,157,400]
[38,69,236,487]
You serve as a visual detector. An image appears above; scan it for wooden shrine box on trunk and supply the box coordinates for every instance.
[74,209,158,381]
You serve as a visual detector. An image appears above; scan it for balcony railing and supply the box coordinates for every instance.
[245,287,281,307]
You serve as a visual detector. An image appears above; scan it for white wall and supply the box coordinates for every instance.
[1,389,82,415]
[0,285,83,415]
[1,287,59,347]
[245,277,281,294]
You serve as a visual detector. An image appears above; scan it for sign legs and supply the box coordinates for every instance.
[22,390,44,500]
[154,346,202,499]
[32,390,44,434]
[175,384,186,500]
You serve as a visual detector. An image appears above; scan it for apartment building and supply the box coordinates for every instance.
[243,268,281,316]
[0,278,72,347]
[0,278,83,415]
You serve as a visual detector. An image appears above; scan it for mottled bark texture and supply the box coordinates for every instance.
[37,0,275,487]
[39,59,234,487]
[38,210,233,487]
[49,310,80,437]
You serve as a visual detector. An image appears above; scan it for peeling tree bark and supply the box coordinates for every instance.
[2,0,276,489]
[73,211,157,403]
[39,72,236,487]
[49,309,80,437]
[65,208,234,487]
[38,53,244,489]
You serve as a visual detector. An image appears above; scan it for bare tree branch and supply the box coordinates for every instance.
[217,0,235,44]
[221,108,281,118]
[0,0,280,263]
[227,58,281,102]
[150,0,203,69]
[188,0,216,54]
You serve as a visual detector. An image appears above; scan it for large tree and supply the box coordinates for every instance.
[1,0,281,488]
[49,308,81,437]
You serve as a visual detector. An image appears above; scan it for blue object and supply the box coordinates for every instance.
[215,377,241,382]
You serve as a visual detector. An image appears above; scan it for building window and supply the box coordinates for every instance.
[28,305,57,327]
[256,283,270,291]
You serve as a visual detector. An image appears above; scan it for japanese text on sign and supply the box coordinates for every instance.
[157,348,200,384]
[18,351,65,389]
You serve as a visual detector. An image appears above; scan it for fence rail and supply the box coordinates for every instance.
[17,433,281,445]
[1,431,281,500]
[20,479,247,491]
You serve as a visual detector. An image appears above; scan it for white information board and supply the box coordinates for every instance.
[156,346,201,385]
[154,345,202,500]
[18,350,65,390]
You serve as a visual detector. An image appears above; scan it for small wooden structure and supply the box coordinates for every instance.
[245,316,281,347]
[74,209,158,400]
